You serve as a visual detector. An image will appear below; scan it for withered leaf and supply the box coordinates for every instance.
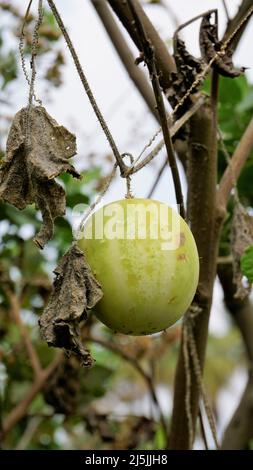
[200,13,245,78]
[168,36,203,137]
[173,37,204,78]
[44,355,82,415]
[39,244,103,366]
[0,106,80,248]
[231,203,253,299]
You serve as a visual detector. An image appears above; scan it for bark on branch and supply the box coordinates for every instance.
[169,101,220,449]
[107,0,176,92]
[125,0,185,217]
[91,0,159,120]
[223,0,253,49]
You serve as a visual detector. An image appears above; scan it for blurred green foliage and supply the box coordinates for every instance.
[203,76,253,256]
[241,245,253,283]
[203,75,253,204]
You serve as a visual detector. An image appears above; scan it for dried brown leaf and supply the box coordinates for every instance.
[44,355,81,414]
[39,244,103,366]
[200,13,245,78]
[168,37,203,138]
[0,106,80,248]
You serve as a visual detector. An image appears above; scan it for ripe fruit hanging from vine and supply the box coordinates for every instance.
[78,198,199,335]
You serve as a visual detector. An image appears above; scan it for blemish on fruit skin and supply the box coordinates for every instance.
[168,296,177,303]
[180,232,186,246]
[177,253,187,261]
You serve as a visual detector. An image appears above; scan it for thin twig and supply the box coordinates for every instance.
[21,0,33,36]
[126,0,185,218]
[108,0,176,92]
[75,163,117,239]
[142,98,206,198]
[19,0,34,88]
[1,353,62,439]
[28,0,43,107]
[46,0,126,175]
[83,335,168,439]
[218,263,253,449]
[198,408,209,450]
[131,95,206,174]
[24,0,43,149]
[222,0,230,22]
[19,0,42,105]
[160,0,180,29]
[223,3,253,47]
[182,322,194,449]
[174,9,216,36]
[218,128,240,203]
[217,255,233,265]
[15,416,43,450]
[217,117,253,211]
[187,323,220,449]
[91,0,159,121]
[4,287,42,379]
[223,0,253,49]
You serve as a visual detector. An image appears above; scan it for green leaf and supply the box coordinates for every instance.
[80,364,113,399]
[66,192,89,209]
[238,165,253,205]
[241,245,253,282]
[218,76,243,106]
[43,11,56,27]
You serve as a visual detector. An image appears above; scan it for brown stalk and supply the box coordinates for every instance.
[217,117,253,212]
[4,287,42,379]
[126,0,185,218]
[108,0,176,93]
[1,354,62,439]
[82,335,168,438]
[91,0,159,121]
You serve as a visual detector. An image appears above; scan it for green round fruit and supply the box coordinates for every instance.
[78,198,199,335]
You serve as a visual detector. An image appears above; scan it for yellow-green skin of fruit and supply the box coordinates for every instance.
[78,198,199,335]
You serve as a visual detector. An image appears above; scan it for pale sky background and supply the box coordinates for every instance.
[1,1,253,444]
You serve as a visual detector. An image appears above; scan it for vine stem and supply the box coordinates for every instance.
[198,408,209,450]
[222,0,230,22]
[126,0,185,218]
[46,0,126,175]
